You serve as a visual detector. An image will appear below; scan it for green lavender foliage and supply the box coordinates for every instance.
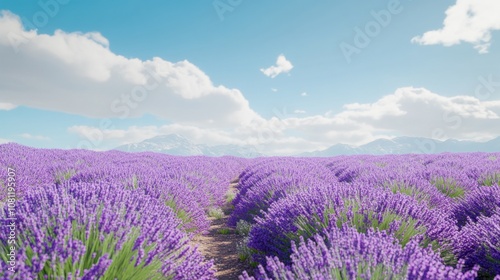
[431,177,465,199]
[207,207,224,219]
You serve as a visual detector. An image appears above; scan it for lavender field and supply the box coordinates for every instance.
[1,144,500,279]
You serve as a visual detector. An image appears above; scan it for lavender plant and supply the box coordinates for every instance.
[454,213,500,278]
[247,184,456,264]
[0,181,215,279]
[241,226,478,280]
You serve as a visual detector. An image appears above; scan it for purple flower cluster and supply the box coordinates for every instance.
[451,185,500,227]
[454,211,500,277]
[2,143,500,279]
[0,143,247,279]
[247,183,455,264]
[241,226,478,280]
[229,158,337,226]
[1,182,215,279]
[233,153,500,279]
[0,144,246,233]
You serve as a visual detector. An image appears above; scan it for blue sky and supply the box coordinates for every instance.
[1,0,500,155]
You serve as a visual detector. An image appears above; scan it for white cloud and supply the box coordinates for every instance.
[67,123,319,155]
[2,12,497,154]
[271,88,278,92]
[260,54,293,78]
[0,102,16,110]
[0,138,11,144]
[67,112,334,155]
[69,124,245,148]
[301,92,308,97]
[412,0,500,53]
[336,87,500,141]
[278,87,500,147]
[0,11,263,128]
[20,133,50,141]
[294,109,306,114]
[68,87,500,155]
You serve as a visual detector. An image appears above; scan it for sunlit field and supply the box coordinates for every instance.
[1,144,499,279]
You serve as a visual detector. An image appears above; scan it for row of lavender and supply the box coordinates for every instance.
[231,154,500,279]
[0,143,246,279]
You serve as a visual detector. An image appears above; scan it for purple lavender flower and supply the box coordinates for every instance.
[451,185,500,228]
[241,226,478,280]
[454,212,500,278]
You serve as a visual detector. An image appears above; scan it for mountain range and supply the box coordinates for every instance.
[115,134,500,157]
[300,136,500,157]
[114,134,262,158]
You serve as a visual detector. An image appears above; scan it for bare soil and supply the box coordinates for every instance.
[191,182,253,280]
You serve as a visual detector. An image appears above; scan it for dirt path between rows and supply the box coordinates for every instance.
[191,180,253,280]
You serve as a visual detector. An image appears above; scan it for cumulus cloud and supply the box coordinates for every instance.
[68,87,500,154]
[68,124,236,148]
[2,11,497,154]
[412,0,500,53]
[260,54,293,78]
[20,133,50,141]
[0,102,16,110]
[67,122,321,155]
[0,11,262,128]
[336,87,500,141]
[277,87,500,148]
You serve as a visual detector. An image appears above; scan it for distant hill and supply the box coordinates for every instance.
[115,134,500,157]
[300,136,500,157]
[114,134,262,158]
